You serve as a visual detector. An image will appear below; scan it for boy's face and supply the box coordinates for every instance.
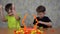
[7,4,15,16]
[8,8,13,16]
[37,12,45,18]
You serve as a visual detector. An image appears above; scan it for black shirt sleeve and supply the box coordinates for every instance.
[43,17,51,22]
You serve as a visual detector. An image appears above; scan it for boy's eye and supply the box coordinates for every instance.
[9,7,12,10]
[10,8,12,10]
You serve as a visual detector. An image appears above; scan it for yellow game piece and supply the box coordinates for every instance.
[38,29,43,34]
[16,31,19,33]
[31,30,36,34]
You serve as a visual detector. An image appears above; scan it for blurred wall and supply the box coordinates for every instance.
[0,0,60,28]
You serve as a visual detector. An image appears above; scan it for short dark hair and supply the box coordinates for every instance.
[36,5,46,13]
[5,3,12,12]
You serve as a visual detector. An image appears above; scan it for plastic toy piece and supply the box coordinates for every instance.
[14,14,44,34]
[22,13,28,28]
[33,14,39,29]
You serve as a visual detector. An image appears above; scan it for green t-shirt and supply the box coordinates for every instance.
[5,15,20,29]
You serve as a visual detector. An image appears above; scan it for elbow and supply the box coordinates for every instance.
[16,17,20,20]
[2,19,7,22]
[48,23,52,28]
[48,25,52,28]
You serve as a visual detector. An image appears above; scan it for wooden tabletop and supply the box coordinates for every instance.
[0,27,60,34]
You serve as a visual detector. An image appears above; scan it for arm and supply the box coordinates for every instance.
[12,4,20,20]
[0,5,7,22]
[39,21,52,27]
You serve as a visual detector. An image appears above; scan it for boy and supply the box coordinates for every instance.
[0,3,20,29]
[33,5,52,29]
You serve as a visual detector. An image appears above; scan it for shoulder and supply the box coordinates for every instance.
[43,16,51,22]
[43,16,51,20]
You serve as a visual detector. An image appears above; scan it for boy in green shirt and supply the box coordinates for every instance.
[0,3,21,29]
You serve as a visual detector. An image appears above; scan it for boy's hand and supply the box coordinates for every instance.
[12,4,15,10]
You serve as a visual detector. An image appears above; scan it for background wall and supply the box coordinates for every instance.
[0,0,60,28]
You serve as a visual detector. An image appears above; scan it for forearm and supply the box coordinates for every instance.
[12,10,20,20]
[12,4,20,20]
[0,6,3,18]
[40,22,52,26]
[0,5,7,22]
[0,10,7,21]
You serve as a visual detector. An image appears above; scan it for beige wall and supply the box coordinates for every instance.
[0,0,60,28]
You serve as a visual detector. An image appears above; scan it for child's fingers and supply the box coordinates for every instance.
[12,4,15,10]
[12,4,15,8]
[0,5,2,9]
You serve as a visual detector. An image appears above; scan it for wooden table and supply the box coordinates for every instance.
[0,27,60,34]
